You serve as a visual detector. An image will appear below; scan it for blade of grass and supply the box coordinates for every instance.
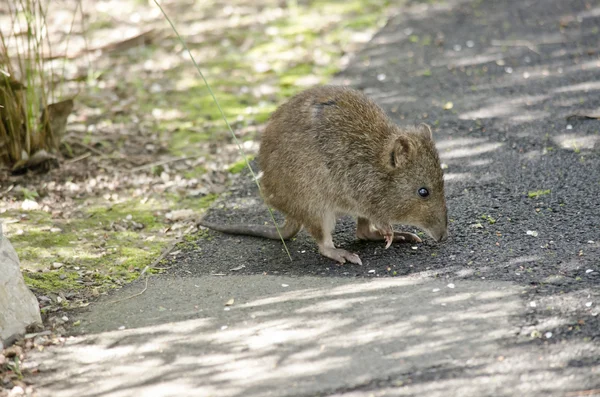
[152,0,292,261]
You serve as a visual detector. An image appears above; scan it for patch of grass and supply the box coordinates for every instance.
[24,271,82,292]
[528,189,551,199]
[228,156,255,174]
[480,214,496,224]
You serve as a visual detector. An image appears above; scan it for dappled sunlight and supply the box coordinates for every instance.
[553,81,600,93]
[439,142,504,160]
[443,172,473,182]
[552,133,600,151]
[32,276,533,397]
[459,95,548,121]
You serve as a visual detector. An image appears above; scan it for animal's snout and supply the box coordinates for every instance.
[436,228,449,242]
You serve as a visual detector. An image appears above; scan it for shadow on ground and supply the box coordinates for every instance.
[34,276,596,397]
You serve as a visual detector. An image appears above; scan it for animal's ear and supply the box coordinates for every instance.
[389,135,413,168]
[416,123,433,140]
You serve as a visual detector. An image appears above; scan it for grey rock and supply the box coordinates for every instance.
[0,223,42,345]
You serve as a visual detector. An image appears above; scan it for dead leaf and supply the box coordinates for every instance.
[566,113,600,121]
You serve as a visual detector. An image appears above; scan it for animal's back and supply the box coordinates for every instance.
[258,86,395,216]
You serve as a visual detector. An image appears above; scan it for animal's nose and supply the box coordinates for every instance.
[437,229,449,242]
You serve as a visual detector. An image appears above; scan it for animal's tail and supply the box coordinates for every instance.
[198,218,301,240]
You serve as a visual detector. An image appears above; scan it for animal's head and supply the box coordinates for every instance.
[380,123,448,242]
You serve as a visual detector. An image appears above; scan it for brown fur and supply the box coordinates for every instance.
[200,85,448,264]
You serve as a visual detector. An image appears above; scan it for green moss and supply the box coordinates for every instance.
[228,156,254,174]
[176,193,218,212]
[24,271,82,292]
[528,189,551,199]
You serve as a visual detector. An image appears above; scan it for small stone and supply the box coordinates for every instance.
[585,302,593,307]
[221,325,228,330]
[544,332,552,339]
[466,40,474,48]
[281,284,289,287]
[447,283,455,289]
[49,227,62,233]
[52,262,64,269]
[432,288,440,292]
[526,230,539,237]
[4,345,23,358]
[588,240,595,244]
[586,269,594,274]
[566,124,573,130]
[118,326,126,330]
[453,44,462,51]
[21,199,39,211]
[368,269,376,274]
[61,316,69,322]
[377,73,386,81]
[9,386,25,396]
[505,67,513,74]
[530,301,537,308]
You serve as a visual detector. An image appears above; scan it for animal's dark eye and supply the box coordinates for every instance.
[418,188,429,198]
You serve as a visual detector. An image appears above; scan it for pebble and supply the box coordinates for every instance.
[545,332,553,339]
[52,262,64,269]
[281,284,289,287]
[530,301,537,308]
[447,283,455,289]
[585,302,593,307]
[368,269,376,274]
[21,199,39,211]
[9,386,25,397]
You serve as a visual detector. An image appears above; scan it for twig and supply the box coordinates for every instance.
[149,237,183,269]
[490,38,565,56]
[566,113,600,121]
[67,139,108,158]
[105,275,149,305]
[65,152,91,164]
[491,39,566,47]
[129,156,201,173]
[566,390,600,397]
